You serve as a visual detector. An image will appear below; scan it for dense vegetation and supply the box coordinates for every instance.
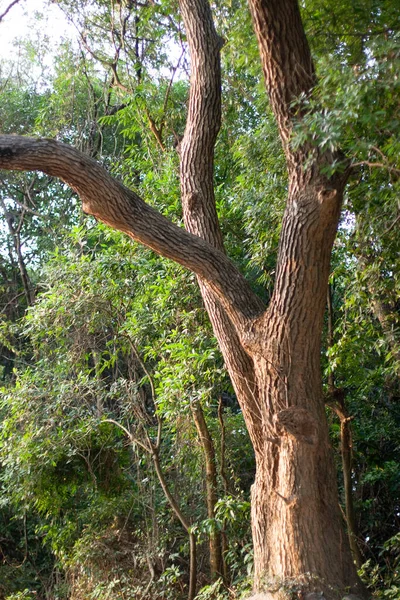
[0,1,399,599]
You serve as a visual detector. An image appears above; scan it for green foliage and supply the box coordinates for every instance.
[0,221,253,598]
[359,534,400,598]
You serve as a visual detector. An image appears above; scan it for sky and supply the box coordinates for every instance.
[0,0,75,60]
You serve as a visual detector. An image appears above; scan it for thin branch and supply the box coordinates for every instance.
[0,189,42,218]
[351,160,400,175]
[162,47,186,121]
[0,0,23,22]
[217,398,229,495]
[383,213,400,235]
[145,109,165,151]
[123,335,162,450]
[103,418,152,453]
[126,337,156,406]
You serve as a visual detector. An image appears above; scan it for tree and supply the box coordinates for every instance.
[2,0,393,597]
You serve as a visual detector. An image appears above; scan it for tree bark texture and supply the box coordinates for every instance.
[178,0,264,456]
[0,0,368,597]
[244,1,363,594]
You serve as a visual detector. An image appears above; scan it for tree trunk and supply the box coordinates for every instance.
[152,449,197,600]
[327,285,363,568]
[0,198,34,306]
[191,401,224,581]
[242,1,365,595]
[242,179,364,597]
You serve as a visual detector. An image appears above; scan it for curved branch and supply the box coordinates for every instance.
[0,135,264,331]
[0,0,22,22]
[103,418,152,453]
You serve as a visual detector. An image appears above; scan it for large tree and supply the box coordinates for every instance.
[0,0,372,597]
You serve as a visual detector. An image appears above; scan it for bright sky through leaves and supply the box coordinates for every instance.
[0,0,75,60]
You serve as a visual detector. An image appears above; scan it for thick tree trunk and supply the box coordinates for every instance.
[242,180,364,597]
[242,1,366,596]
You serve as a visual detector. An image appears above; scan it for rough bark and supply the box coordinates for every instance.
[0,136,264,334]
[178,0,264,455]
[246,0,315,163]
[244,182,364,597]
[242,0,364,595]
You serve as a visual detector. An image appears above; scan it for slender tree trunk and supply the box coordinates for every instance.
[327,285,363,568]
[152,449,197,600]
[0,198,34,306]
[217,398,230,583]
[356,251,400,374]
[191,401,224,581]
[329,394,363,569]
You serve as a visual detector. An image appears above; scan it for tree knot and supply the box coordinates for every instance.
[317,187,337,203]
[187,192,200,212]
[274,407,318,445]
[0,146,14,159]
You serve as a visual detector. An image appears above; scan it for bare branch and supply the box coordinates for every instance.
[351,160,400,175]
[102,418,152,453]
[161,47,186,124]
[0,0,23,22]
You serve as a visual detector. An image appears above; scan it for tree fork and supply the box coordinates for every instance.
[0,135,264,333]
